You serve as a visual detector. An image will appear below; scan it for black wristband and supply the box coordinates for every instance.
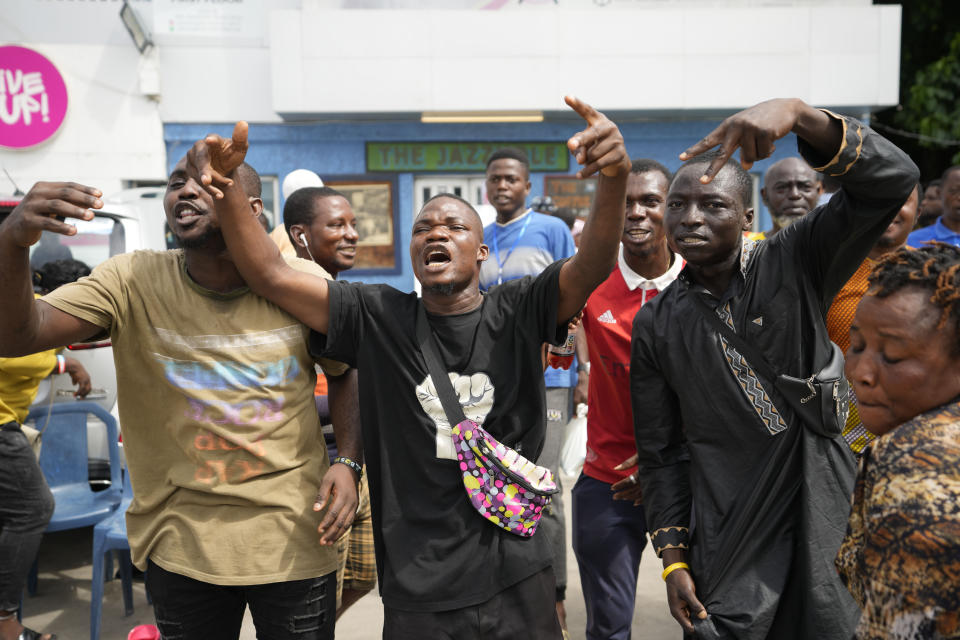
[333,456,362,478]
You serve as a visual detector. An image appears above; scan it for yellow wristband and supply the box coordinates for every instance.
[661,562,690,581]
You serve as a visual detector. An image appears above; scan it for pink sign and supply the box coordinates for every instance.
[0,46,68,149]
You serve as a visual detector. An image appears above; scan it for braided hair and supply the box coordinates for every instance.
[868,242,960,333]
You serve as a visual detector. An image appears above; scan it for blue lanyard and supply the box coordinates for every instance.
[491,211,532,286]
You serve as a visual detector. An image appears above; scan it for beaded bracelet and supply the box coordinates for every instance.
[661,562,690,581]
[333,456,362,478]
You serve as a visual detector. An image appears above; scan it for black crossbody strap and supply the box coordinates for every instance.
[688,293,778,382]
[416,303,468,426]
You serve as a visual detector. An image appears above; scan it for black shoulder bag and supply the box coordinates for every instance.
[690,294,849,438]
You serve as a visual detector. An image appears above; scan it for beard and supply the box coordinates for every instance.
[771,213,804,230]
[624,240,661,261]
[177,228,222,250]
[423,281,457,296]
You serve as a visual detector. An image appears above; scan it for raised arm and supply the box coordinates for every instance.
[682,98,919,301]
[184,123,333,334]
[0,182,106,356]
[679,98,842,181]
[556,97,631,324]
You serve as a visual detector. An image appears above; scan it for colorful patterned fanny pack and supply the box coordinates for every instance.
[451,420,558,537]
[416,302,557,537]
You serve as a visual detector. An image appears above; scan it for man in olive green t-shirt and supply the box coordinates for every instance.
[0,164,360,640]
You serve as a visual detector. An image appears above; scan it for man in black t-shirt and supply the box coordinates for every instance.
[183,97,631,638]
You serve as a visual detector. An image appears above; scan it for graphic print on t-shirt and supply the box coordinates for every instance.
[152,324,305,486]
[415,371,494,460]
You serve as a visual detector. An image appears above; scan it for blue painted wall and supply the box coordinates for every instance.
[165,119,804,291]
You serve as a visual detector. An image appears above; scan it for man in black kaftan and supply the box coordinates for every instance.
[630,99,920,639]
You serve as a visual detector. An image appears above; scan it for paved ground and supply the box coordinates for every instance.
[21,472,679,639]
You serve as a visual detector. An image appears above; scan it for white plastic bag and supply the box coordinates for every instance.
[559,403,588,477]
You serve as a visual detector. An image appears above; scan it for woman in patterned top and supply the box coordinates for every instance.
[837,242,960,639]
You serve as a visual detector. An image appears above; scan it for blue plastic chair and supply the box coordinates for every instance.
[24,401,123,595]
[91,468,144,640]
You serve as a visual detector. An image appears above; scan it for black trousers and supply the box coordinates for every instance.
[146,559,335,640]
[0,425,55,612]
[383,566,563,640]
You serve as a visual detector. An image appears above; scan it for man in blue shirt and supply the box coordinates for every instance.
[479,147,576,632]
[480,149,576,288]
[908,165,960,247]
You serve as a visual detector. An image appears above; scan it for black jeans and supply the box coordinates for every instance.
[145,560,335,640]
[0,425,55,612]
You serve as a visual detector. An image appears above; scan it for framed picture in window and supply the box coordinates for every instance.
[325,175,400,274]
[544,175,597,220]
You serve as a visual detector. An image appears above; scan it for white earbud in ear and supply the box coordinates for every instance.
[298,232,317,263]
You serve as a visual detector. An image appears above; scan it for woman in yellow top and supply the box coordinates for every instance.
[0,259,91,640]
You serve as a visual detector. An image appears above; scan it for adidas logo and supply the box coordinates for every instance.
[597,310,616,324]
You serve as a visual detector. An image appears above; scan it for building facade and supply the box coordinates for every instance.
[2,0,903,289]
